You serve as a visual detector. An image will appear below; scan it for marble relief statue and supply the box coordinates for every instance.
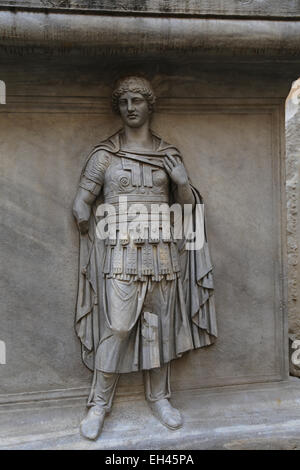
[73,76,217,440]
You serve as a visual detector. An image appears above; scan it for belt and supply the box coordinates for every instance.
[104,194,170,204]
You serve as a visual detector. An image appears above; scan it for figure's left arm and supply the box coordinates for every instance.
[163,151,195,207]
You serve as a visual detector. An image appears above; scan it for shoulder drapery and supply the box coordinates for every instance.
[75,131,217,371]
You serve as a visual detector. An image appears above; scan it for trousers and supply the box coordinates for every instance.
[87,363,171,412]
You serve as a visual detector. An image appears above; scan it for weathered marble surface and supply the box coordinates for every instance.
[0,0,299,18]
[1,379,300,449]
[1,11,300,59]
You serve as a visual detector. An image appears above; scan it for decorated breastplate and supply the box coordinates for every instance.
[103,154,170,202]
[101,152,180,281]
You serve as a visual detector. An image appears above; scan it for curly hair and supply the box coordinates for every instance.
[112,76,156,114]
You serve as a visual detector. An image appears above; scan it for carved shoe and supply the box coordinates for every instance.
[150,398,183,430]
[80,406,106,440]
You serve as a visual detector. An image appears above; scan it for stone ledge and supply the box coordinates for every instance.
[0,1,300,19]
[1,379,300,449]
[1,11,300,59]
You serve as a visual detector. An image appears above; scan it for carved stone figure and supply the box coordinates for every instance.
[73,76,217,440]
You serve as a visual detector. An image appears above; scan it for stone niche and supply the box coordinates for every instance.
[0,5,298,407]
[0,59,291,404]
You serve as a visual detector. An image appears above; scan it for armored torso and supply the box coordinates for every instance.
[79,137,181,281]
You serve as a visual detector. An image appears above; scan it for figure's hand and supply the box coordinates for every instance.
[77,218,89,235]
[163,151,189,186]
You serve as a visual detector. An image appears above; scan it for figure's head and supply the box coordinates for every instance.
[112,76,156,128]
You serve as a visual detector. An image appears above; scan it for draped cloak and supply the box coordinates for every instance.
[75,130,217,372]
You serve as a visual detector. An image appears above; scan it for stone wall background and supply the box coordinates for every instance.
[286,79,300,376]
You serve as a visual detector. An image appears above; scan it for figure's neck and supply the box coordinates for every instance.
[121,124,154,152]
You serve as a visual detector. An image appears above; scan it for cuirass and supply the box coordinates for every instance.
[100,155,180,282]
[103,156,170,203]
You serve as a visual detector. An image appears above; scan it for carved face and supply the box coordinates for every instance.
[118,91,150,128]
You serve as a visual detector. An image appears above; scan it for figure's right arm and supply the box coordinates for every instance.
[73,150,110,235]
[73,187,96,235]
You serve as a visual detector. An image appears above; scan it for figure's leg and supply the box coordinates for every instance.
[88,369,120,411]
[144,363,183,430]
[80,370,119,440]
[94,278,147,372]
[80,278,147,440]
